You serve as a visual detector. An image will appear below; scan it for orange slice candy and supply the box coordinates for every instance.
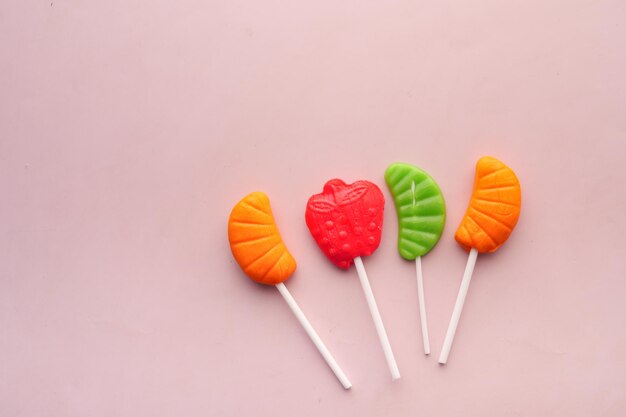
[228,192,297,285]
[455,157,522,253]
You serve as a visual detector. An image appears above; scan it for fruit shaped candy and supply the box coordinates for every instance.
[306,179,400,380]
[385,162,446,355]
[306,179,384,269]
[439,157,522,364]
[229,192,297,284]
[229,192,351,389]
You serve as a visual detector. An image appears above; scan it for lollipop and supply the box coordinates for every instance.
[229,191,352,389]
[438,157,522,364]
[306,179,400,380]
[385,163,446,355]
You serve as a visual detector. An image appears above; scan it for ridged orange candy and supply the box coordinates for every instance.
[228,192,297,285]
[455,157,521,253]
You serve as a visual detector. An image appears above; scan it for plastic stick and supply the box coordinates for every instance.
[415,256,430,355]
[353,256,400,380]
[438,248,478,364]
[275,282,352,389]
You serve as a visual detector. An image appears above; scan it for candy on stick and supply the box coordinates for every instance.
[384,163,446,355]
[228,191,352,389]
[305,179,400,380]
[438,156,521,364]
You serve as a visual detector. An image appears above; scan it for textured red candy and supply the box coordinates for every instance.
[305,179,385,270]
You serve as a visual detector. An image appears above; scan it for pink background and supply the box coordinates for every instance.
[1,0,625,416]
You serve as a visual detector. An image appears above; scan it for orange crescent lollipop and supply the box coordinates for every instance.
[228,192,351,388]
[439,157,521,364]
[228,192,297,285]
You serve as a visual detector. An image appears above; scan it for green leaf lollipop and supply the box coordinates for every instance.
[385,162,446,355]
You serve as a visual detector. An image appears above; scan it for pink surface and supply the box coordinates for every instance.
[1,0,625,416]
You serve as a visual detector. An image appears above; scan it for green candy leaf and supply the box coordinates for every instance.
[384,163,446,260]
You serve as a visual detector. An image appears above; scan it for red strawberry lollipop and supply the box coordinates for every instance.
[306,179,400,380]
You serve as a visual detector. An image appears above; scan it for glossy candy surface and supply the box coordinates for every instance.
[305,179,384,269]
[384,163,446,260]
[228,192,297,285]
[455,156,522,253]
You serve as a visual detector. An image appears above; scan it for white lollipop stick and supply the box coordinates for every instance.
[415,256,430,355]
[353,256,401,380]
[438,248,478,364]
[275,282,352,389]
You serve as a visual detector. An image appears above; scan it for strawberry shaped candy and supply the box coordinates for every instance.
[305,179,384,269]
[305,178,400,381]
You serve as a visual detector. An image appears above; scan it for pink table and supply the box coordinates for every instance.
[1,0,625,416]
